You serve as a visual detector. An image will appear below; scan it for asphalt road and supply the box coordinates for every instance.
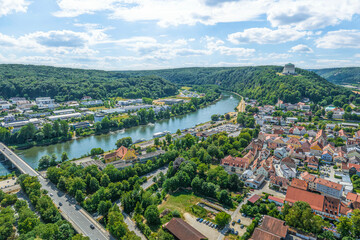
[0,142,111,240]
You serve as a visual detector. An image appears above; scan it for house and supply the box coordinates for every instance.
[286,137,302,148]
[245,174,265,189]
[348,163,360,176]
[321,150,333,163]
[315,178,343,198]
[301,140,311,152]
[315,129,327,146]
[221,155,249,175]
[338,129,348,141]
[305,156,319,170]
[274,147,288,159]
[103,146,137,163]
[164,218,207,240]
[280,164,296,179]
[291,178,308,190]
[268,196,285,206]
[248,194,261,204]
[250,215,288,240]
[310,141,323,156]
[270,176,290,192]
[301,172,317,191]
[280,157,296,169]
[285,186,341,220]
[291,126,307,135]
[242,170,254,180]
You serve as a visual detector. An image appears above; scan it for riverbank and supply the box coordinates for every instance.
[8,93,240,173]
[7,93,222,151]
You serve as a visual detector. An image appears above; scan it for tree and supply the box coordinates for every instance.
[176,129,181,135]
[144,205,160,225]
[225,113,230,120]
[215,212,231,227]
[101,116,111,129]
[217,190,232,206]
[75,190,84,203]
[351,209,360,237]
[115,137,133,148]
[38,155,51,170]
[100,174,110,187]
[90,148,104,156]
[61,152,68,162]
[211,114,219,121]
[337,216,352,238]
[42,123,53,139]
[88,177,100,193]
[326,111,334,119]
[98,200,112,216]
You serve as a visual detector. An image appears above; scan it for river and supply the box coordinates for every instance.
[0,93,240,175]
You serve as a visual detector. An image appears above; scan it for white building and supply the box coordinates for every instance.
[315,178,343,199]
[47,113,82,121]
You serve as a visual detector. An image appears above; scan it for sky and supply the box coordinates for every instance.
[0,0,360,70]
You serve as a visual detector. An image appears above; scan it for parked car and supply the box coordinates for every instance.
[199,219,204,223]
[235,231,239,235]
[237,219,241,223]
[232,221,235,226]
[197,218,200,221]
[59,202,62,206]
[240,224,244,229]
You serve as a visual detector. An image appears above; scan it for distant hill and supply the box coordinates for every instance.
[123,66,352,105]
[312,67,360,85]
[0,64,177,102]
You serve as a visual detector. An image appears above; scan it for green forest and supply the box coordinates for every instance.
[0,64,178,102]
[0,64,353,106]
[123,66,352,105]
[312,67,360,85]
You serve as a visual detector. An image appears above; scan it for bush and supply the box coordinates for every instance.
[186,205,208,218]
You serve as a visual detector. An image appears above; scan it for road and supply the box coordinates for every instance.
[116,166,169,240]
[237,98,246,113]
[0,142,111,240]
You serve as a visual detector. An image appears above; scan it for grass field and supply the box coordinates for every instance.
[158,191,202,214]
[181,86,192,90]
[88,106,108,111]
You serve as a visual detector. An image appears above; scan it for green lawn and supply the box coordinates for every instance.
[158,191,202,214]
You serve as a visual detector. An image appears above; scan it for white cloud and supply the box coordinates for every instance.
[228,28,309,44]
[315,30,360,49]
[267,0,360,30]
[54,0,360,30]
[0,0,30,17]
[289,44,313,53]
[54,0,270,27]
[205,36,255,56]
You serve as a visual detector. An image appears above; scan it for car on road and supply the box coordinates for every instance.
[59,202,62,206]
[90,224,95,229]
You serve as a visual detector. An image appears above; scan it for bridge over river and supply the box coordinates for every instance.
[0,142,112,240]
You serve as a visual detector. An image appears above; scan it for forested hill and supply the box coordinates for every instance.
[123,66,352,105]
[312,67,360,85]
[0,64,177,102]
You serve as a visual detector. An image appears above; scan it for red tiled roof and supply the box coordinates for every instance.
[221,155,249,168]
[340,202,353,215]
[285,186,324,212]
[291,178,308,190]
[164,218,207,240]
[250,215,288,240]
[349,163,360,172]
[248,194,261,204]
[250,228,281,240]
[301,171,317,182]
[346,192,360,202]
[268,196,285,204]
[314,178,343,191]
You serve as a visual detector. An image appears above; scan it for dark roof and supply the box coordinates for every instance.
[164,218,207,240]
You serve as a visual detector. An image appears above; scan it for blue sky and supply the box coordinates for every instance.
[0,0,360,70]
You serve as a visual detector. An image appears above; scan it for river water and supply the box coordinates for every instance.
[0,93,240,175]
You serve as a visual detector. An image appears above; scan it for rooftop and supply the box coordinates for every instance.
[248,194,261,204]
[315,178,343,191]
[164,218,207,240]
[285,186,324,212]
[291,178,308,190]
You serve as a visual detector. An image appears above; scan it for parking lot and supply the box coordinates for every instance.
[0,177,17,189]
[184,213,221,240]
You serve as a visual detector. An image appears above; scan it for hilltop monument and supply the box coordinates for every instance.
[282,63,296,75]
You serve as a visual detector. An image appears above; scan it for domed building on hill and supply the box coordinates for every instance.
[282,63,296,75]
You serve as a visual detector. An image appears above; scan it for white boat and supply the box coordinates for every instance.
[153,130,170,138]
